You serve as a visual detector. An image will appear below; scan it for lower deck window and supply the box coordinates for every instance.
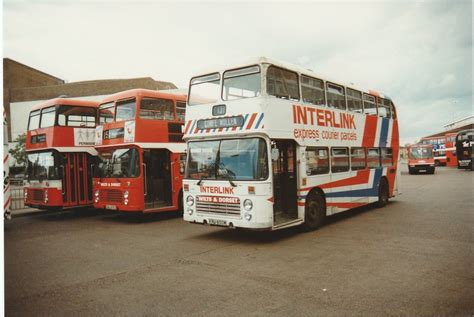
[351,147,366,170]
[367,148,381,168]
[331,147,349,173]
[306,147,329,175]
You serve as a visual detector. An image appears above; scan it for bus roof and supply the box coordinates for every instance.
[31,98,99,111]
[192,56,391,101]
[99,89,187,105]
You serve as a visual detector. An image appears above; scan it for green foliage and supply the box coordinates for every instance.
[9,133,27,167]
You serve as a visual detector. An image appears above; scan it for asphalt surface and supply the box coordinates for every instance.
[4,164,474,316]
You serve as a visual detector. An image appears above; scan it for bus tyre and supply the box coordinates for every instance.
[302,191,326,231]
[377,178,389,208]
[408,167,414,175]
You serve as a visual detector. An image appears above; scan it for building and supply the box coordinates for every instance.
[3,58,179,165]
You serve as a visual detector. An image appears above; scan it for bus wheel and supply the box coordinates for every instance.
[377,178,389,208]
[302,190,326,231]
[408,167,414,175]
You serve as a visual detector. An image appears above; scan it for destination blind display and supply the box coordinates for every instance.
[197,115,244,130]
[103,127,124,140]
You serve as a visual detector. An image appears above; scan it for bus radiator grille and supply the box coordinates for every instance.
[99,189,123,203]
[196,201,241,217]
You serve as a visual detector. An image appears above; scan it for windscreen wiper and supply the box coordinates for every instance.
[197,175,207,186]
[221,174,237,187]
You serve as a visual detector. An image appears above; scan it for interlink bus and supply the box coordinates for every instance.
[93,89,187,213]
[455,129,473,170]
[182,57,400,231]
[25,98,99,210]
[407,144,435,174]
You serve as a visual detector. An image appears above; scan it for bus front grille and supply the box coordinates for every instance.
[100,189,122,203]
[29,189,44,201]
[196,201,241,217]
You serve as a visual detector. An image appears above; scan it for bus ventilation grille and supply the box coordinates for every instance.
[99,189,122,203]
[196,201,241,217]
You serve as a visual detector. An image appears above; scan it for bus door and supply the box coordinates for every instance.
[271,140,298,225]
[63,153,90,207]
[143,149,172,210]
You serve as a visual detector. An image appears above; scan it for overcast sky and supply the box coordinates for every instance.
[3,0,472,144]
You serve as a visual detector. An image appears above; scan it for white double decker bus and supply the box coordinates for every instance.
[183,57,400,231]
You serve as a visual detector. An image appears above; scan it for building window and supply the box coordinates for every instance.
[266,65,299,100]
[363,94,377,116]
[367,148,381,168]
[301,75,325,106]
[347,88,363,113]
[306,147,329,175]
[331,147,350,173]
[351,147,366,170]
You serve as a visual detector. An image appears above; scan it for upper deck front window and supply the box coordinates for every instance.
[115,99,136,122]
[57,106,96,127]
[40,107,56,128]
[99,102,115,124]
[28,110,41,131]
[266,65,299,100]
[410,147,433,159]
[188,73,221,106]
[222,66,261,101]
[140,98,175,120]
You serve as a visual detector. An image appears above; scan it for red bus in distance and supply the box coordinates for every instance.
[93,89,187,213]
[25,98,99,209]
[407,144,435,174]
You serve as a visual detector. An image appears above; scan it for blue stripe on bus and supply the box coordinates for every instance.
[379,118,389,147]
[240,114,249,130]
[189,120,196,134]
[255,113,264,129]
[299,168,384,200]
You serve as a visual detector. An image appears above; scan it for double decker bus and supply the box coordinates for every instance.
[183,57,400,231]
[407,144,435,174]
[455,129,474,170]
[93,89,187,213]
[420,136,447,166]
[24,98,99,210]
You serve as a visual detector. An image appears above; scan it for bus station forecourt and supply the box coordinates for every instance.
[4,57,474,316]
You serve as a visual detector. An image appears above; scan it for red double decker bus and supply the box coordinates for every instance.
[93,89,186,213]
[25,98,99,210]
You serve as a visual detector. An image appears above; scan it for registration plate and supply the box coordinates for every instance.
[208,219,227,226]
[105,204,117,210]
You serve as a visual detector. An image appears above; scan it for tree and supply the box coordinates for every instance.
[9,133,27,167]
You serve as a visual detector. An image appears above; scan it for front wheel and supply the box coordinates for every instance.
[377,178,389,208]
[302,191,326,231]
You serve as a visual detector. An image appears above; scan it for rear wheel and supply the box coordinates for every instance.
[377,178,389,208]
[302,190,326,231]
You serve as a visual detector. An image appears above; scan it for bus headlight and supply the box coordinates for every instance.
[123,190,129,199]
[95,190,99,197]
[243,199,253,211]
[186,195,195,206]
[44,190,48,203]
[124,199,129,205]
[187,207,193,215]
[244,212,252,221]
[24,190,28,199]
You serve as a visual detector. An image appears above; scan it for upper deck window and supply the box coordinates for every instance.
[40,106,56,128]
[222,65,261,101]
[176,101,186,121]
[377,98,391,118]
[363,94,377,115]
[301,75,325,106]
[115,98,136,122]
[57,106,96,127]
[266,66,299,100]
[140,98,175,120]
[188,73,221,106]
[326,83,346,110]
[28,110,41,131]
[347,88,363,113]
[99,102,115,124]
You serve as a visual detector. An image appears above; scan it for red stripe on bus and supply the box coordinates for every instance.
[183,121,192,134]
[298,170,370,192]
[4,154,9,164]
[4,196,11,209]
[4,184,10,193]
[246,113,257,129]
[362,116,378,148]
[326,202,367,208]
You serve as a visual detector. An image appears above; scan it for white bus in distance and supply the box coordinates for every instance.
[183,57,400,231]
